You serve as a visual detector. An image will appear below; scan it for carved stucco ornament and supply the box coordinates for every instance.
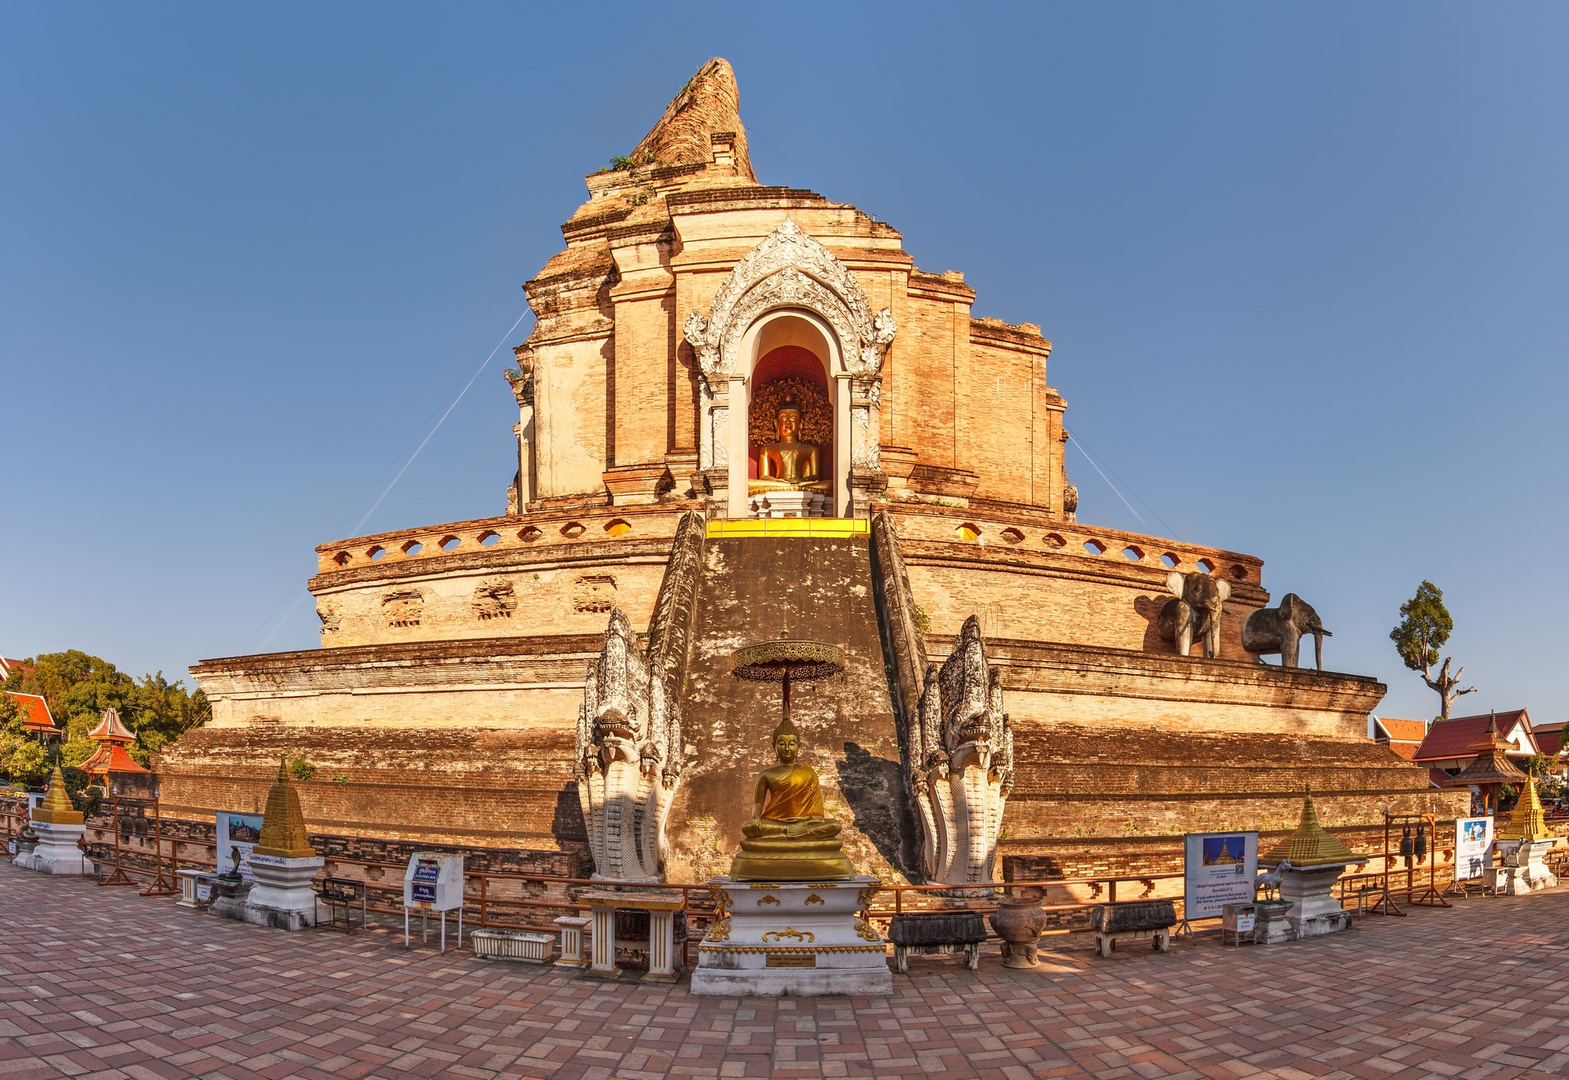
[911,615,1014,888]
[575,607,682,881]
[684,219,896,476]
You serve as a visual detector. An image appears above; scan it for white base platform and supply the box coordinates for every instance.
[14,821,92,875]
[1491,841,1558,895]
[748,490,830,519]
[1265,863,1354,943]
[233,853,323,931]
[691,877,891,997]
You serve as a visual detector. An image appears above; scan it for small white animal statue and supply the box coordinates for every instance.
[1255,864,1283,902]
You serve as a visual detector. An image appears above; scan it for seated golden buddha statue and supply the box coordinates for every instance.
[730,715,854,880]
[749,398,829,495]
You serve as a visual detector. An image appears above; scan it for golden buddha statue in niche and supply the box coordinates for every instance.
[750,398,828,495]
[730,715,854,880]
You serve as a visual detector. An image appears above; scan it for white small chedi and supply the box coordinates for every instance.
[910,616,1014,889]
[575,608,682,882]
[15,765,92,875]
[1491,778,1559,895]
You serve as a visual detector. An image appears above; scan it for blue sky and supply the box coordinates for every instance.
[2,4,1564,723]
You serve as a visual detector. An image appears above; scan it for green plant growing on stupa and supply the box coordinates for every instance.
[288,757,316,781]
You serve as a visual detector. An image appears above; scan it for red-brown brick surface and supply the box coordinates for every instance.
[4,861,1569,1080]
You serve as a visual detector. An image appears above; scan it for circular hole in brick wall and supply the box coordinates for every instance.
[401,540,424,556]
[1122,545,1143,562]
[605,519,632,537]
[438,535,461,552]
[1083,539,1106,555]
[519,526,542,543]
[478,531,501,547]
[1160,553,1179,568]
[1196,558,1214,574]
[333,551,351,566]
[367,546,385,561]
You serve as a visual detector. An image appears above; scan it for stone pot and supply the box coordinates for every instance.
[989,896,1047,968]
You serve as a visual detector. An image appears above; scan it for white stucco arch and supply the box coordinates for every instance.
[726,309,851,518]
[683,218,897,519]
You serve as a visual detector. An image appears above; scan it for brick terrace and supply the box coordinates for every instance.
[3,863,1569,1080]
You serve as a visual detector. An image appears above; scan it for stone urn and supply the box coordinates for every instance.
[989,895,1047,968]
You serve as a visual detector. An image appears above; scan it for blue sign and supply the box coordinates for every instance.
[412,862,439,904]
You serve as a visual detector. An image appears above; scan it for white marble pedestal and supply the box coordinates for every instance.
[692,877,891,997]
[748,490,829,519]
[1278,863,1353,939]
[1491,840,1559,895]
[240,853,324,930]
[14,821,92,875]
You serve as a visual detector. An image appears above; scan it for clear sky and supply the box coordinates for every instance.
[2,4,1564,723]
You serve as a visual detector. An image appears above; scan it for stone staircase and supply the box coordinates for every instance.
[659,533,921,883]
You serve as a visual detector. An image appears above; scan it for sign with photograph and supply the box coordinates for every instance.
[216,812,264,882]
[1184,831,1259,920]
[1454,816,1493,881]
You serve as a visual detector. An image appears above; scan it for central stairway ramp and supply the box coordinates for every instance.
[661,529,920,883]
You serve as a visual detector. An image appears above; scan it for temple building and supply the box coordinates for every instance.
[157,59,1458,883]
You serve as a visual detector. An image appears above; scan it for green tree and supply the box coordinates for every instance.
[1390,581,1476,720]
[6,740,49,785]
[1,651,208,772]
[1523,753,1554,778]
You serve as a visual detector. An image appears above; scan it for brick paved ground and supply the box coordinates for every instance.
[3,863,1569,1080]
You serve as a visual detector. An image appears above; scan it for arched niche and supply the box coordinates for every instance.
[727,309,851,518]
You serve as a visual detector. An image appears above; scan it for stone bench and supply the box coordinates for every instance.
[888,911,987,973]
[1089,899,1176,958]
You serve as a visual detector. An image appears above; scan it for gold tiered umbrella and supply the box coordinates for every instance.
[732,639,844,726]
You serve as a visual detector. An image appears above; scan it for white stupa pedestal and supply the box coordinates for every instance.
[1278,862,1353,939]
[14,821,92,875]
[748,490,829,519]
[1491,840,1558,895]
[240,853,324,930]
[692,877,891,997]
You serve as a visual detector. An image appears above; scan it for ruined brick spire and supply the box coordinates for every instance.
[630,58,755,180]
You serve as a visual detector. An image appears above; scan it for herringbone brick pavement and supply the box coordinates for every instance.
[3,862,1568,1080]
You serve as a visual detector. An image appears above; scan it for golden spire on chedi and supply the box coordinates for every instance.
[31,764,83,826]
[1261,786,1359,867]
[1497,776,1553,842]
[253,759,315,858]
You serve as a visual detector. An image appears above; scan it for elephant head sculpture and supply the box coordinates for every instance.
[1241,593,1331,670]
[1157,570,1231,659]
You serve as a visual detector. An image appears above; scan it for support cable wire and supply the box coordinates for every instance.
[245,309,532,653]
[1066,433,1181,541]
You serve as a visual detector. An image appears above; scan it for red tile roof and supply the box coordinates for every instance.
[1386,741,1420,762]
[1374,717,1430,744]
[1429,769,1453,789]
[89,708,136,744]
[80,743,149,777]
[1536,729,1563,758]
[1413,710,1533,762]
[4,692,59,734]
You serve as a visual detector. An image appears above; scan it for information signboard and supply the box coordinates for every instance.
[402,852,465,952]
[1454,816,1493,881]
[1183,831,1259,921]
[216,812,264,882]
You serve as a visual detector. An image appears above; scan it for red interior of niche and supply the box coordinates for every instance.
[748,346,830,481]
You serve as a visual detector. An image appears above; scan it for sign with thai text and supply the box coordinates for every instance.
[411,862,439,905]
[1455,816,1493,881]
[216,812,264,883]
[1184,832,1259,920]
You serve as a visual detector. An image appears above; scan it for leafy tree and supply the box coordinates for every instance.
[0,693,24,770]
[1390,581,1476,720]
[1524,753,1554,778]
[1,651,208,779]
[6,740,49,785]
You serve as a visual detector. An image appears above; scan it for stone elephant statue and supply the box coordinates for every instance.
[1241,593,1331,670]
[1157,571,1230,659]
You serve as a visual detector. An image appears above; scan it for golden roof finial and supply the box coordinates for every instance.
[32,764,84,826]
[1260,784,1359,867]
[1497,776,1553,842]
[253,757,315,858]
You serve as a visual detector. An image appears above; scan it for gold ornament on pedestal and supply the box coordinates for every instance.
[730,639,852,880]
